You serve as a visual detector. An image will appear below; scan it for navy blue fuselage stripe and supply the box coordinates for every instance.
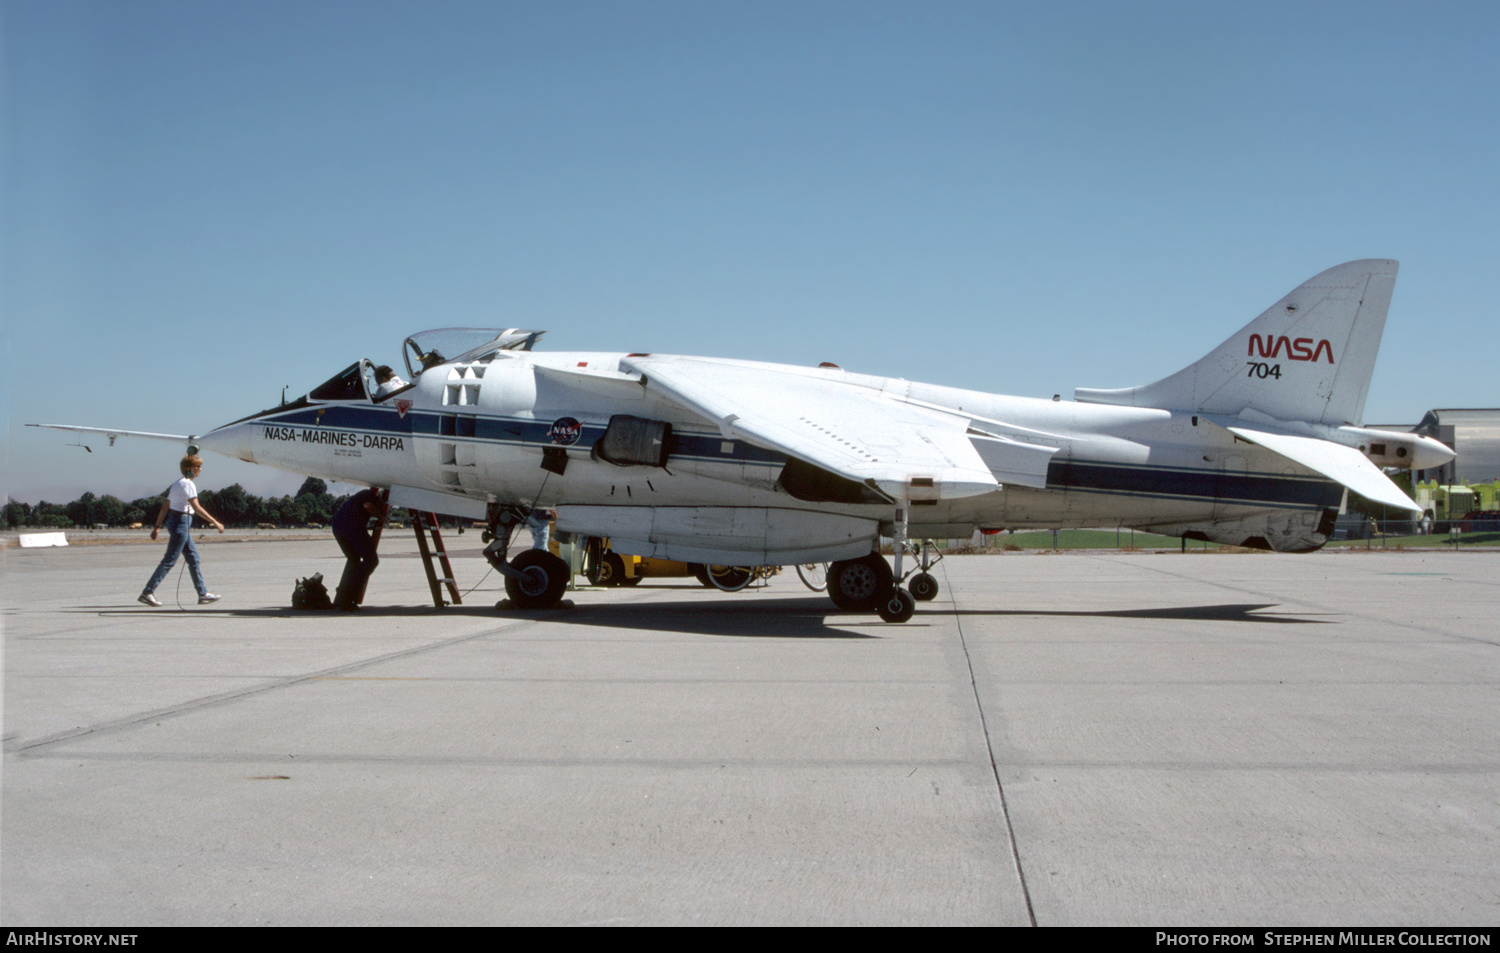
[1046,460,1342,509]
[247,405,787,464]
[257,406,414,432]
[244,405,1341,509]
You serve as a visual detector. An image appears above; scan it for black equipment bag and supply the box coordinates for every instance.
[292,573,334,610]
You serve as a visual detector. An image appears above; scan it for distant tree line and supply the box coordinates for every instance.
[4,478,350,529]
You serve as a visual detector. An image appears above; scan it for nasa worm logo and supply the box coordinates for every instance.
[549,416,582,446]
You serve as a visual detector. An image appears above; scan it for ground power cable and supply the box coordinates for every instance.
[173,560,189,610]
[940,558,1038,926]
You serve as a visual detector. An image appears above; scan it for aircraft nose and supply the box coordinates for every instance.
[197,423,256,464]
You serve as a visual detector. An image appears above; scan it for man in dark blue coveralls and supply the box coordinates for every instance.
[333,488,387,611]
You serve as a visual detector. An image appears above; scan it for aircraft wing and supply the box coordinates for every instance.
[1200,417,1421,514]
[27,424,193,445]
[622,356,1007,500]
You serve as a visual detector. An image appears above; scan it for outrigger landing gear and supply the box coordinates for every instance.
[908,571,939,601]
[877,504,916,623]
[483,503,569,610]
[907,538,942,602]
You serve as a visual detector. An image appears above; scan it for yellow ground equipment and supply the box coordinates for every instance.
[580,537,785,591]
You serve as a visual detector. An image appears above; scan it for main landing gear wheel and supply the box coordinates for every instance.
[504,549,569,609]
[707,565,754,592]
[591,552,626,587]
[582,537,605,584]
[908,572,939,601]
[585,551,612,586]
[877,588,916,623]
[796,563,829,592]
[827,553,893,611]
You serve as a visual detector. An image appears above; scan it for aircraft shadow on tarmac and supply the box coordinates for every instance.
[80,598,1329,634]
[560,596,895,638]
[956,604,1333,624]
[535,599,1333,634]
[82,596,880,639]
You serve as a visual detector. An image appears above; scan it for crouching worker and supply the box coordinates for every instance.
[332,488,388,611]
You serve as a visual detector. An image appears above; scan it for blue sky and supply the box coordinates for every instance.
[4,0,1497,502]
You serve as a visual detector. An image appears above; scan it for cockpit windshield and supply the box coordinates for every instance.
[402,328,544,379]
[308,363,369,402]
[303,360,409,404]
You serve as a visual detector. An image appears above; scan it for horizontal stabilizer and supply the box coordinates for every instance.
[27,424,193,444]
[1202,418,1420,514]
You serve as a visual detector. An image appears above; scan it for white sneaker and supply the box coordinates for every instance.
[138,592,162,607]
[198,593,221,604]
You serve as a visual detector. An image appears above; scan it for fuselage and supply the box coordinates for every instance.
[198,348,1348,555]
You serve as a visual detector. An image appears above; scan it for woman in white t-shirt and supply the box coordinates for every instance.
[138,454,225,607]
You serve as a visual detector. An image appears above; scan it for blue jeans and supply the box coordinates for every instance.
[527,514,551,550]
[143,511,208,597]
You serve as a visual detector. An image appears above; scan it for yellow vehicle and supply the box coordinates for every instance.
[581,537,786,591]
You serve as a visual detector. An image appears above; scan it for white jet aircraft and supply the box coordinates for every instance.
[35,259,1453,622]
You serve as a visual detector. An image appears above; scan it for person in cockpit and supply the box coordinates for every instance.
[373,365,407,398]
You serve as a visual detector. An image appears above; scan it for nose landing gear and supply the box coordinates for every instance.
[483,503,569,610]
[503,548,570,609]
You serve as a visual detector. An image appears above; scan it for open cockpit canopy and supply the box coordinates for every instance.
[402,328,544,379]
[300,329,544,406]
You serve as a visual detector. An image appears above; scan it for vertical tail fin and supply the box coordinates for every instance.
[1075,259,1398,425]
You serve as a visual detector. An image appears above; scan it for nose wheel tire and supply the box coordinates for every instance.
[908,572,939,601]
[504,550,570,609]
[877,589,916,623]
